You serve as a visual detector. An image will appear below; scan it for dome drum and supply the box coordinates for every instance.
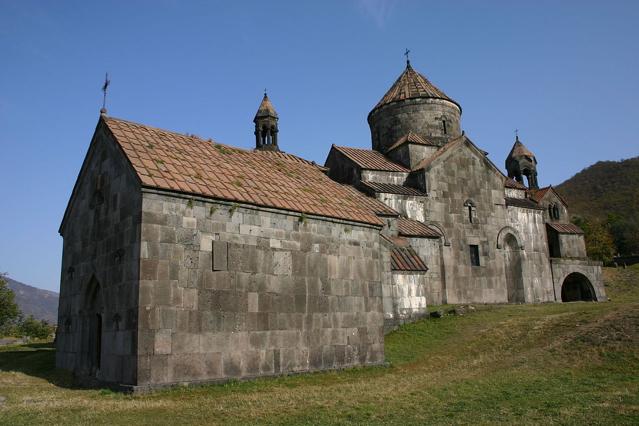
[369,97,461,153]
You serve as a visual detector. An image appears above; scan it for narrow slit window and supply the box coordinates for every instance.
[442,119,448,135]
[469,245,480,266]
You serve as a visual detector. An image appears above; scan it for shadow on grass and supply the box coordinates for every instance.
[0,342,79,389]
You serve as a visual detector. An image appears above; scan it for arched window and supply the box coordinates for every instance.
[552,204,560,220]
[464,200,477,223]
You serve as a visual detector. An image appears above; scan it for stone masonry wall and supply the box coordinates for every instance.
[390,272,428,324]
[57,124,141,385]
[361,170,408,185]
[505,207,555,303]
[557,234,587,258]
[407,237,444,305]
[419,143,555,304]
[137,191,385,388]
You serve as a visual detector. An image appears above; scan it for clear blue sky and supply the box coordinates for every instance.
[1,1,638,292]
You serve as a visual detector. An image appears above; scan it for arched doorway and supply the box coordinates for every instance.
[84,277,104,376]
[503,233,525,303]
[561,273,596,302]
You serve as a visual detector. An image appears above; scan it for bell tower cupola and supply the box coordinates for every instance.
[254,92,280,152]
[505,134,539,189]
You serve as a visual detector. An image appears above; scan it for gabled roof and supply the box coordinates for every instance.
[390,245,429,272]
[102,116,388,226]
[411,134,466,171]
[385,131,437,153]
[370,62,461,115]
[254,93,278,120]
[397,218,441,238]
[359,181,426,196]
[411,135,508,185]
[530,186,551,203]
[546,222,584,235]
[530,186,569,207]
[330,145,409,172]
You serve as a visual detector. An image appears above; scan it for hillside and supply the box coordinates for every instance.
[555,156,639,254]
[5,277,58,324]
[0,267,637,424]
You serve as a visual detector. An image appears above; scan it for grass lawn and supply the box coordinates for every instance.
[1,267,637,425]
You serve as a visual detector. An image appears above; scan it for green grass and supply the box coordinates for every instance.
[0,267,637,425]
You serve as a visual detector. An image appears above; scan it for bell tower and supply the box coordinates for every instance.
[254,92,280,152]
[505,134,539,189]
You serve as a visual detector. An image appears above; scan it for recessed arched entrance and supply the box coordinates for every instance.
[503,233,525,303]
[561,272,596,302]
[84,276,104,376]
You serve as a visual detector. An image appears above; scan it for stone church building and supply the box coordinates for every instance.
[56,60,605,391]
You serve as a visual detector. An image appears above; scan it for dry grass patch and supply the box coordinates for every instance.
[0,267,637,425]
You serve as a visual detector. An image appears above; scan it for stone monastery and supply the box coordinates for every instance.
[57,60,606,390]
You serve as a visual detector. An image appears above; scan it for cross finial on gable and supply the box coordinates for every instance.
[100,72,110,115]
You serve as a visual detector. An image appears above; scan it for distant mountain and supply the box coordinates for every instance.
[555,156,639,254]
[5,277,59,324]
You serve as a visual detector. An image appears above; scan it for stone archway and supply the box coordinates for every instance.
[83,276,104,376]
[561,272,596,302]
[503,233,525,303]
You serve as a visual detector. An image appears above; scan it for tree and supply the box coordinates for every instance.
[572,216,616,263]
[20,316,54,339]
[0,274,20,333]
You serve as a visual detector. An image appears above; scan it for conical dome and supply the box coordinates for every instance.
[368,61,462,152]
[507,136,536,160]
[371,62,461,114]
[254,93,278,121]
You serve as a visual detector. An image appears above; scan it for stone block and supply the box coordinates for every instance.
[212,241,228,271]
[172,332,200,354]
[223,352,242,377]
[154,329,172,355]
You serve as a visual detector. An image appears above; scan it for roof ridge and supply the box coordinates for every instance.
[331,145,409,172]
[385,131,437,153]
[102,116,387,226]
[104,115,244,153]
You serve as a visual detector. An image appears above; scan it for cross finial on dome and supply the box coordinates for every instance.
[404,48,411,66]
[515,128,519,142]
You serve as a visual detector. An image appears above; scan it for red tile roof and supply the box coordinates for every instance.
[360,181,426,196]
[505,197,543,210]
[530,186,569,207]
[390,246,429,272]
[331,145,409,172]
[103,116,387,226]
[397,218,441,238]
[530,186,551,203]
[546,222,584,235]
[385,131,436,153]
[504,178,527,190]
[371,63,460,114]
